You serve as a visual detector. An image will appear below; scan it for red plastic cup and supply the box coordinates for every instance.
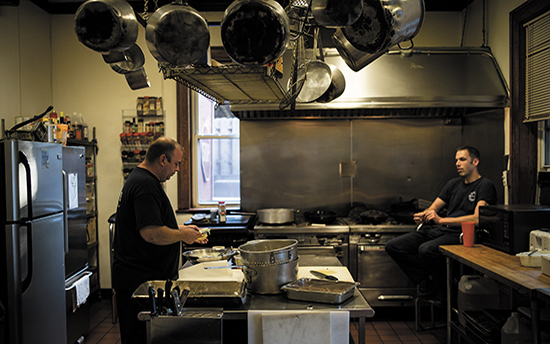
[461,222,475,247]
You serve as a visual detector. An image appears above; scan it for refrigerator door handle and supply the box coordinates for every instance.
[19,151,33,220]
[62,170,69,254]
[21,224,33,293]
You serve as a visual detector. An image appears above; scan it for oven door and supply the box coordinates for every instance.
[357,242,415,307]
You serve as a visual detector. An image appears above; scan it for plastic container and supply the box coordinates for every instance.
[458,275,500,327]
[501,312,519,344]
[516,250,550,267]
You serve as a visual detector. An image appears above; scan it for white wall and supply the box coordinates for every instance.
[0,0,528,289]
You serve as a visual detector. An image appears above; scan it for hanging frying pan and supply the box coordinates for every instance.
[74,0,139,53]
[146,0,210,66]
[315,63,345,102]
[221,0,290,66]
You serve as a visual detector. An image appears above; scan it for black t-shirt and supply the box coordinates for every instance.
[112,167,179,292]
[438,176,497,219]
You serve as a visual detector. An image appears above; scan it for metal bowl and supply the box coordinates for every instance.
[183,248,236,263]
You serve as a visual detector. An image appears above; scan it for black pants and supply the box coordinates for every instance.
[116,289,147,344]
[385,226,460,293]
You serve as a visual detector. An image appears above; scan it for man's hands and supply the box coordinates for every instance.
[414,209,442,225]
[178,225,208,245]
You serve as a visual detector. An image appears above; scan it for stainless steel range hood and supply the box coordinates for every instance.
[230,46,509,117]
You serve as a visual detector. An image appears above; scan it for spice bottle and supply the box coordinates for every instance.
[218,201,226,223]
[137,97,144,116]
[149,96,156,116]
[143,96,150,116]
[156,97,163,115]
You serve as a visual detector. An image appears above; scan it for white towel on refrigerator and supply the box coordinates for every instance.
[75,273,90,308]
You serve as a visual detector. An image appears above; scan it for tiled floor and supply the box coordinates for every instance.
[82,298,445,344]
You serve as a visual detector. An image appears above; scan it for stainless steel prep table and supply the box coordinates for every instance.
[215,255,374,344]
[225,288,374,344]
[139,256,374,344]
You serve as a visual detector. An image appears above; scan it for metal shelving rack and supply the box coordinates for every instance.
[67,130,100,297]
[158,63,285,106]
[120,109,165,181]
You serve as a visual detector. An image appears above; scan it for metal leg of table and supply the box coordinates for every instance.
[531,297,541,344]
[446,256,452,344]
[358,317,365,344]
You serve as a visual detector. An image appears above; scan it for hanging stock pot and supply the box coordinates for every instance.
[332,0,425,71]
[146,0,210,66]
[311,0,364,28]
[221,0,290,65]
[74,0,139,53]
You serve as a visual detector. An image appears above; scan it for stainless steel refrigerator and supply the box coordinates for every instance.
[63,146,91,344]
[0,140,67,344]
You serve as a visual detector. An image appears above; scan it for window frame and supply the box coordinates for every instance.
[190,92,240,208]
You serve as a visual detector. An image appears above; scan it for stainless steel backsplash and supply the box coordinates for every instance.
[240,110,504,214]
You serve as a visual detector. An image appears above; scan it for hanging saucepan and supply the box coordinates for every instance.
[74,0,139,53]
[146,0,210,66]
[221,0,290,66]
[124,68,150,90]
[332,0,424,72]
[315,63,346,103]
[311,0,364,28]
[294,27,333,103]
[108,44,145,74]
[294,60,333,103]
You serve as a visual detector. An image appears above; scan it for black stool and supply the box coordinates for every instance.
[415,285,446,331]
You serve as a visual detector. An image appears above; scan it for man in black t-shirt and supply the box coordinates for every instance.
[385,146,497,301]
[113,137,207,344]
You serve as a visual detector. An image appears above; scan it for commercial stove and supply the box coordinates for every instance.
[349,223,417,307]
[253,214,350,268]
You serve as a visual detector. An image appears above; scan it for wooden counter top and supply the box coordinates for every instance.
[440,244,550,294]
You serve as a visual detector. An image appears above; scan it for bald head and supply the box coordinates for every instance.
[145,137,183,164]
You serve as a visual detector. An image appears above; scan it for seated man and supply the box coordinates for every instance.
[385,146,497,301]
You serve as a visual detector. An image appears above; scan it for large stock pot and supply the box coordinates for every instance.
[238,239,299,294]
[221,0,290,65]
[333,0,424,71]
[74,0,139,53]
[146,0,210,66]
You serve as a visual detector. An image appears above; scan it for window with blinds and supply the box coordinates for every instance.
[525,10,550,122]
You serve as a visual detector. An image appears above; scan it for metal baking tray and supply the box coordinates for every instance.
[281,278,358,304]
[132,280,247,308]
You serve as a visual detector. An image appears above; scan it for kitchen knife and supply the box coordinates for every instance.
[180,288,190,309]
[310,270,338,281]
[157,288,164,315]
[148,286,157,315]
[164,280,173,308]
[171,288,183,316]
